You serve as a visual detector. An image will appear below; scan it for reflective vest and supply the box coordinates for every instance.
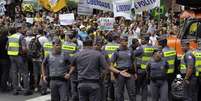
[180,55,186,75]
[192,50,201,77]
[163,48,176,74]
[141,45,155,70]
[43,42,53,57]
[105,43,119,59]
[7,34,20,56]
[62,42,77,57]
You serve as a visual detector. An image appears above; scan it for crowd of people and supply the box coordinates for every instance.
[0,3,200,101]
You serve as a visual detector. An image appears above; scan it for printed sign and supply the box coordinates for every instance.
[77,0,93,15]
[59,13,75,25]
[132,0,160,12]
[86,0,113,11]
[113,0,132,20]
[98,18,115,31]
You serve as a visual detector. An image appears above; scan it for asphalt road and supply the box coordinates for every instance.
[0,92,151,101]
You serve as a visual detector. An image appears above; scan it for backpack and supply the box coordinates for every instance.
[28,36,42,58]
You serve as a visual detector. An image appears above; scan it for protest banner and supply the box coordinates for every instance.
[59,13,75,25]
[132,0,160,12]
[113,0,132,20]
[86,0,113,11]
[77,0,93,16]
[98,18,115,31]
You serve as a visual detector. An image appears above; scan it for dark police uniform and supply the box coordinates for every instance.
[193,49,201,101]
[134,44,156,101]
[162,46,177,101]
[180,51,198,101]
[95,48,110,101]
[70,51,79,101]
[104,42,119,101]
[72,48,108,101]
[147,58,169,101]
[43,52,72,101]
[111,48,136,101]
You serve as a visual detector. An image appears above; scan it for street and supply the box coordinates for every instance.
[0,93,151,101]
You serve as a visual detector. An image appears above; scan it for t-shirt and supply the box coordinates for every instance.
[38,35,49,46]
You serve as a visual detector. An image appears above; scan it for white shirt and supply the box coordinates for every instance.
[149,35,158,46]
[38,35,49,46]
[132,27,141,39]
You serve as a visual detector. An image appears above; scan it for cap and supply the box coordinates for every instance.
[83,36,93,46]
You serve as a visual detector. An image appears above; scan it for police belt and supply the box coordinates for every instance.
[49,76,67,81]
[78,79,101,84]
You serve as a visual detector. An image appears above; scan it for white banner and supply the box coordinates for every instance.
[78,0,93,16]
[132,0,160,12]
[98,18,115,31]
[59,13,75,25]
[113,0,132,20]
[86,0,113,11]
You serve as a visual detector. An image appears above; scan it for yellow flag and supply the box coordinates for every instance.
[38,0,67,12]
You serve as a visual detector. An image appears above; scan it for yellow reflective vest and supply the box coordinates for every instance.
[43,42,53,57]
[163,48,176,74]
[7,34,21,56]
[193,50,201,77]
[141,45,155,70]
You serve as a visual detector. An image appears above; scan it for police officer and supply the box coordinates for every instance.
[71,37,130,101]
[63,34,78,101]
[194,48,201,101]
[180,41,198,101]
[158,37,177,101]
[42,38,73,101]
[104,34,119,101]
[94,38,110,101]
[8,24,31,95]
[134,35,156,101]
[40,30,54,95]
[111,36,136,101]
[146,49,169,101]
